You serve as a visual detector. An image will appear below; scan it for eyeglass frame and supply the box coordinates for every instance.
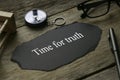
[77,0,120,18]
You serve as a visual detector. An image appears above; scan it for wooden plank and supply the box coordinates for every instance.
[83,66,119,80]
[0,2,120,80]
[0,11,13,18]
[0,0,84,27]
[0,11,16,33]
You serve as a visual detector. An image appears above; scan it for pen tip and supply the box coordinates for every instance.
[109,28,114,32]
[110,28,113,30]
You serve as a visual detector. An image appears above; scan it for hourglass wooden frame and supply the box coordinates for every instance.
[0,11,16,51]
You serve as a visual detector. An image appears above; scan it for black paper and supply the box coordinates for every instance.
[12,22,102,71]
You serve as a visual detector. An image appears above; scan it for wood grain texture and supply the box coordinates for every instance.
[0,0,83,27]
[0,1,120,80]
[83,66,119,80]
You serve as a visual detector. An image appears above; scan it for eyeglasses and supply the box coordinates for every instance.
[77,0,120,18]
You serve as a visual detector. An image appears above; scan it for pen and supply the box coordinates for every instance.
[108,28,120,79]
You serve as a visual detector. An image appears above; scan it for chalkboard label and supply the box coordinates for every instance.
[12,22,102,71]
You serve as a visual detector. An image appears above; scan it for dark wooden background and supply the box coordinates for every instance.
[0,0,120,80]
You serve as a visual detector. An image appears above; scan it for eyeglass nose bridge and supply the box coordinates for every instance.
[77,3,85,10]
[77,3,90,19]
